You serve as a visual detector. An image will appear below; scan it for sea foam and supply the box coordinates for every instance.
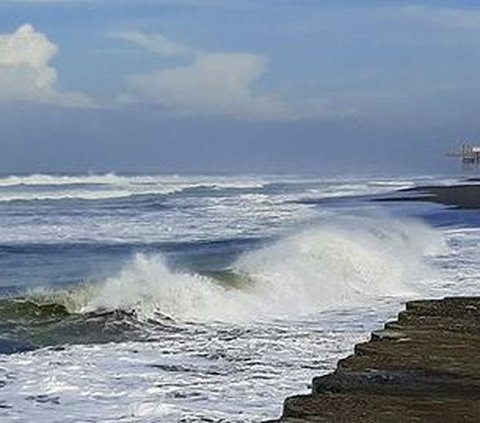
[73,216,447,322]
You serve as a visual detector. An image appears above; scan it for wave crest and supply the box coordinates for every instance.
[58,216,447,322]
[3,216,446,328]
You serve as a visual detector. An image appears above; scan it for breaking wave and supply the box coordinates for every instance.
[0,173,125,187]
[4,216,447,330]
[0,173,267,189]
[0,190,152,202]
[0,173,270,203]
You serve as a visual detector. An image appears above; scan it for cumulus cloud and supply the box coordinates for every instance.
[118,31,291,120]
[0,24,93,107]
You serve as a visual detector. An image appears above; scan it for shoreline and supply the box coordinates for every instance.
[376,184,480,209]
[267,297,480,422]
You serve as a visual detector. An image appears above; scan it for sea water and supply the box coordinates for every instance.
[0,173,477,422]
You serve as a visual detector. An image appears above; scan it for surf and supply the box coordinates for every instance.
[1,216,447,331]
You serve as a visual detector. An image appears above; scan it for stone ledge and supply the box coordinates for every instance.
[269,297,480,422]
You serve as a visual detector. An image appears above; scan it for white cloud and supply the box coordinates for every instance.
[118,32,292,120]
[0,24,94,107]
[117,31,367,121]
[122,52,290,120]
[109,31,192,57]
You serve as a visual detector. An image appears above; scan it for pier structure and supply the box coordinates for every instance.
[448,144,480,169]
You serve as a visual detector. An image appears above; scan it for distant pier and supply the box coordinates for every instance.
[448,144,480,169]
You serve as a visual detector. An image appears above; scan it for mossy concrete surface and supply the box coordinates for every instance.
[269,297,480,422]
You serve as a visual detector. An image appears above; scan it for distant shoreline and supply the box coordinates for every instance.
[376,183,480,209]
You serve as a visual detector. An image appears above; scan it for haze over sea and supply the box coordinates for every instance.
[0,172,477,422]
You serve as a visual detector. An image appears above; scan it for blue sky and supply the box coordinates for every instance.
[1,0,480,174]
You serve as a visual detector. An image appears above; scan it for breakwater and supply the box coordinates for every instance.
[270,297,480,422]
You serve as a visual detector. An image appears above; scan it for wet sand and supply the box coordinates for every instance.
[377,184,480,209]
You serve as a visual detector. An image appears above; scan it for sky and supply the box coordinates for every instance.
[1,0,480,175]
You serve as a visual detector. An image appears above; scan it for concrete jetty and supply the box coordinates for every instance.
[269,297,480,422]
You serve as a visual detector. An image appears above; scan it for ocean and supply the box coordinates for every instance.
[0,173,478,422]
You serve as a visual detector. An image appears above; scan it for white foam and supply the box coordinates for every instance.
[0,173,124,187]
[0,190,142,202]
[77,216,447,322]
[235,216,447,316]
[81,254,251,322]
[0,173,271,203]
[0,173,268,189]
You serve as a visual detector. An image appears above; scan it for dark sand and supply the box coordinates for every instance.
[377,184,480,209]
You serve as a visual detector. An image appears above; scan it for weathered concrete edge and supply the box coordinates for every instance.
[266,296,480,422]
